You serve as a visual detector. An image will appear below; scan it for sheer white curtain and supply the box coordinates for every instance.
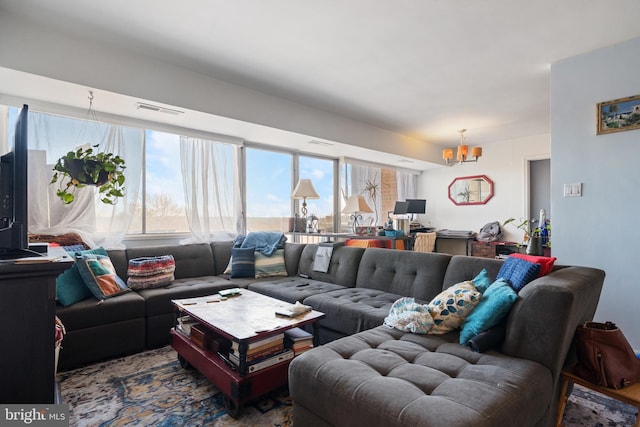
[397,170,418,201]
[27,110,143,248]
[179,136,241,243]
[347,163,381,226]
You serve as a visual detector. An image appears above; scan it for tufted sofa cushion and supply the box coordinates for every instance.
[442,255,504,288]
[303,288,416,337]
[289,326,553,427]
[298,245,365,287]
[355,248,452,301]
[248,277,346,303]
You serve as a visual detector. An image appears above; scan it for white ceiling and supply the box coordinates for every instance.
[2,0,640,164]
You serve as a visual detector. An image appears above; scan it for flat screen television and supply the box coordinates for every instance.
[0,104,29,258]
[406,199,426,214]
[393,201,409,214]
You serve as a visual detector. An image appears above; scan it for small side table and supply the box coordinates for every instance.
[555,368,640,427]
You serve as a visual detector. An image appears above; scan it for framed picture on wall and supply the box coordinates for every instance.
[597,94,640,135]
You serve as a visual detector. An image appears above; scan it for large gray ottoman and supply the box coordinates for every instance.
[289,325,552,427]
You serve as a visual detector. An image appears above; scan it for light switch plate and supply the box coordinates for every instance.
[564,183,582,197]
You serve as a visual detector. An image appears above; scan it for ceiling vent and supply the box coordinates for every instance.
[308,140,334,146]
[135,102,184,115]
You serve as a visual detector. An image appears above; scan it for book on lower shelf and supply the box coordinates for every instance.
[229,343,285,362]
[176,315,198,337]
[230,333,284,353]
[227,349,294,373]
[284,327,314,355]
[292,344,313,356]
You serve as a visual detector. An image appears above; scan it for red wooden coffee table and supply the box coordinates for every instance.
[170,289,324,417]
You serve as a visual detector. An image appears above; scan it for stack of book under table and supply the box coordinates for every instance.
[284,327,314,356]
[228,333,293,373]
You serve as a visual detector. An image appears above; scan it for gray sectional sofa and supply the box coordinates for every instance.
[55,240,605,427]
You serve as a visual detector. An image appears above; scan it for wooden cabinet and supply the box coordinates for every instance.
[471,241,524,259]
[0,261,70,403]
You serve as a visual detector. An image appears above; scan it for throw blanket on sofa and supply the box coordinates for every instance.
[239,231,287,256]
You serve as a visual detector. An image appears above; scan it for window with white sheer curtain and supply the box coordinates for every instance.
[347,163,381,227]
[179,136,242,243]
[341,160,418,230]
[397,170,418,202]
[24,109,143,248]
[2,104,417,245]
[2,106,246,247]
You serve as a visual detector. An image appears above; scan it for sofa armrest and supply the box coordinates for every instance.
[501,266,605,378]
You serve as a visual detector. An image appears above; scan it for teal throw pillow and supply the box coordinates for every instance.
[76,254,130,300]
[55,247,109,306]
[459,278,517,346]
[472,268,492,293]
[497,256,541,292]
[230,247,255,278]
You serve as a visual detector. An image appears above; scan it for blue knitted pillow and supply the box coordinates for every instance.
[230,247,255,278]
[497,256,541,292]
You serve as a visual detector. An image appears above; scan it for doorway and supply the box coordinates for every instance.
[529,158,550,234]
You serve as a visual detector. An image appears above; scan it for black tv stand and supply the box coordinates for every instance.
[0,261,72,403]
[0,248,44,261]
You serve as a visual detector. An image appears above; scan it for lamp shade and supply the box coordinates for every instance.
[291,179,320,199]
[342,195,373,214]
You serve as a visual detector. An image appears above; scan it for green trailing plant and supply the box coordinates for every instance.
[50,145,126,205]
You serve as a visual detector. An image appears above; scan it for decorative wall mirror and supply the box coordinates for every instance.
[448,175,494,205]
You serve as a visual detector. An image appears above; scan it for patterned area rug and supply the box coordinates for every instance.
[58,346,292,426]
[58,346,637,426]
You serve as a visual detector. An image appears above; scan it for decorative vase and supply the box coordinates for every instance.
[526,236,543,256]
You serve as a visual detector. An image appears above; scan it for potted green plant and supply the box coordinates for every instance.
[503,217,531,244]
[504,217,551,255]
[50,145,126,205]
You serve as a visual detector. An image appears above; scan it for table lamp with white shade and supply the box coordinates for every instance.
[291,179,320,232]
[343,195,373,232]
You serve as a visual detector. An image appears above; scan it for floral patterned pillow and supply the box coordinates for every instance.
[427,281,482,334]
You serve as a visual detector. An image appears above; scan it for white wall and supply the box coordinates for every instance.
[418,134,550,253]
[551,37,640,350]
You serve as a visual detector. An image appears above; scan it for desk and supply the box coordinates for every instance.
[434,235,475,256]
[345,236,410,250]
[555,368,640,427]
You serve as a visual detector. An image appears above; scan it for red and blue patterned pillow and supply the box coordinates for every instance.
[127,255,176,290]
